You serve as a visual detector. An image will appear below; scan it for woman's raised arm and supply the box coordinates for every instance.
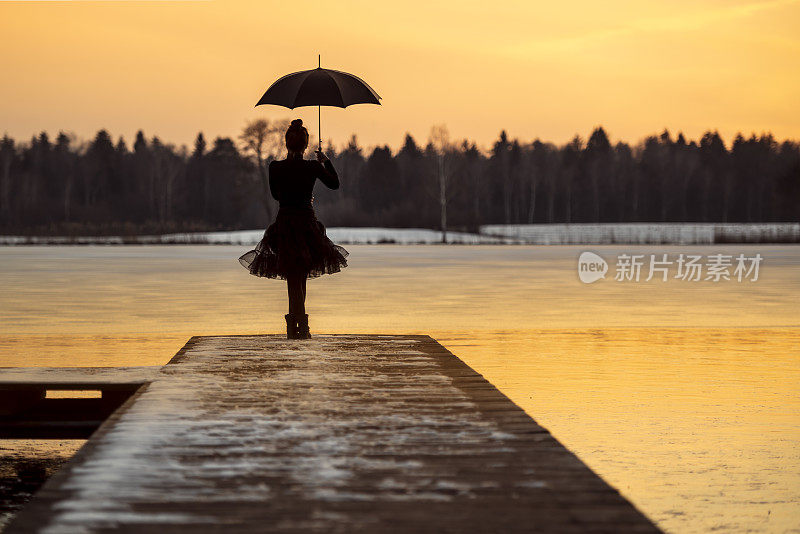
[314,151,339,190]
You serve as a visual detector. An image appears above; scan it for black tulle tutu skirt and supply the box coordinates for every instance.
[238,206,348,280]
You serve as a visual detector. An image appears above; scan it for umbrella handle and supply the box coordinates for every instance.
[318,54,322,151]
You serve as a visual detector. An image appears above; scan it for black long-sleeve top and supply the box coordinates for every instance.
[268,157,339,209]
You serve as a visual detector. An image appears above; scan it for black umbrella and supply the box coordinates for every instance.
[256,56,381,149]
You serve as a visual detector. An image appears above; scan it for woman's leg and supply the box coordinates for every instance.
[296,274,311,338]
[287,275,305,315]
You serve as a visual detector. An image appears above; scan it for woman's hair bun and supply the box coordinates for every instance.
[285,118,309,151]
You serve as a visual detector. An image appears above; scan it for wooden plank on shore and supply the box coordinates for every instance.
[6,335,660,533]
[0,367,160,439]
[0,366,161,386]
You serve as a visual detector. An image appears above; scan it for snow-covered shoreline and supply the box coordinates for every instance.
[480,223,800,245]
[1,223,798,246]
[0,228,515,246]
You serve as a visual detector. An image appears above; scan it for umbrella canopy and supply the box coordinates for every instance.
[256,68,381,109]
[256,57,381,148]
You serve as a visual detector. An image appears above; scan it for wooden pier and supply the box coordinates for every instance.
[3,335,659,532]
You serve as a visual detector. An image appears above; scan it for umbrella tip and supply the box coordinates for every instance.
[318,54,321,68]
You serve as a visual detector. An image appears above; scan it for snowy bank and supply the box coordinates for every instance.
[1,224,797,246]
[479,223,800,245]
[147,228,511,245]
[0,228,512,246]
[149,228,512,245]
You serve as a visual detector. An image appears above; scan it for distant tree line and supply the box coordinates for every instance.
[0,121,797,236]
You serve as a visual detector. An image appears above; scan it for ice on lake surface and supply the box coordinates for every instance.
[1,244,798,533]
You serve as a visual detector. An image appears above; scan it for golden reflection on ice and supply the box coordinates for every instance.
[1,245,798,532]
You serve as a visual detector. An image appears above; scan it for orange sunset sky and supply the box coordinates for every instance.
[1,0,799,151]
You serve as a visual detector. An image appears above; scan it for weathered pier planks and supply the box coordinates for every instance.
[5,335,659,533]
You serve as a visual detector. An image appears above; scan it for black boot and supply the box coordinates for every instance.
[285,314,299,340]
[296,314,311,339]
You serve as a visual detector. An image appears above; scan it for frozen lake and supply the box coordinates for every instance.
[1,244,798,532]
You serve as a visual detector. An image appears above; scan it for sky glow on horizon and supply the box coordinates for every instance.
[1,0,798,150]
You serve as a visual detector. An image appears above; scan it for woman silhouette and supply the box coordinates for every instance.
[239,119,348,339]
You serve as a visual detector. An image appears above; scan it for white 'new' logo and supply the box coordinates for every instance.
[578,251,608,283]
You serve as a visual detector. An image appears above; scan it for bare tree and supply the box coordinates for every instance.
[239,118,289,221]
[152,143,185,223]
[429,125,458,243]
[55,132,77,223]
